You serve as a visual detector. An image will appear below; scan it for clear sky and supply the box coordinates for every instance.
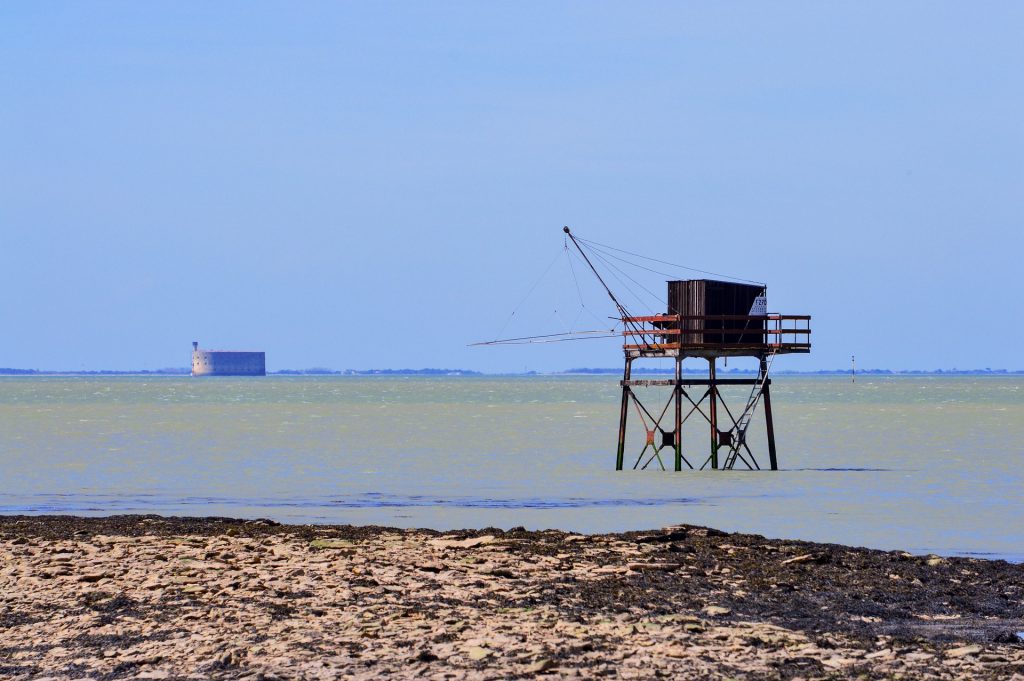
[2,2,1021,372]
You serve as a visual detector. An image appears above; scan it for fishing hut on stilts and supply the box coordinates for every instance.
[561,227,812,471]
[474,227,811,471]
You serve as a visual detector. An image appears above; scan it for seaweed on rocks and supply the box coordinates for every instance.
[1,515,1022,680]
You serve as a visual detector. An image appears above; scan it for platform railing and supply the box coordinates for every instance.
[621,314,811,353]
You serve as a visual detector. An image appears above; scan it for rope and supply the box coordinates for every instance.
[477,227,763,352]
[471,334,620,346]
[587,247,662,312]
[492,247,564,342]
[577,236,765,286]
[469,329,618,347]
[566,248,626,328]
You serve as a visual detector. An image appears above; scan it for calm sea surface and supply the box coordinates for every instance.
[1,375,1021,561]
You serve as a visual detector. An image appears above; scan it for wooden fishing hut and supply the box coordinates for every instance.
[560,227,811,471]
[618,280,810,471]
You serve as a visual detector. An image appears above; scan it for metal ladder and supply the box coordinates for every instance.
[722,347,777,469]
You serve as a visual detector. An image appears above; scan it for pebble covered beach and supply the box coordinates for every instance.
[1,515,1022,680]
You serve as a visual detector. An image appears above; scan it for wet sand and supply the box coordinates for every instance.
[1,515,1022,680]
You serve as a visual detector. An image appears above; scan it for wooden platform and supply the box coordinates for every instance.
[621,314,810,359]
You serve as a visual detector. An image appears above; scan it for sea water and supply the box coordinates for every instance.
[0,375,1021,561]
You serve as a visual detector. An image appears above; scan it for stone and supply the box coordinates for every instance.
[627,563,682,572]
[488,568,515,578]
[310,539,357,551]
[864,647,897,659]
[4,520,1023,681]
[431,535,497,550]
[702,606,731,617]
[78,572,111,583]
[526,658,555,673]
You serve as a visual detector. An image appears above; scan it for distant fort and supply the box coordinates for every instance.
[191,342,266,377]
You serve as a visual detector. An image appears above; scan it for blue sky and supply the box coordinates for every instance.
[2,2,1021,371]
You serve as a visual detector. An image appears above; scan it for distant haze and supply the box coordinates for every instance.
[2,3,1021,372]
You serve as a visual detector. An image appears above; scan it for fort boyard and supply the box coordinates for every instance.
[190,341,266,377]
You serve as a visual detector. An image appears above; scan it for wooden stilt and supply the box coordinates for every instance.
[616,357,632,471]
[708,358,719,470]
[674,357,682,471]
[762,357,778,471]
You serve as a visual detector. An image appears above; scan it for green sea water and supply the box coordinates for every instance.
[0,375,1021,561]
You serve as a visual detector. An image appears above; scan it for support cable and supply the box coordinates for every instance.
[492,247,565,342]
[587,247,662,312]
[474,334,620,346]
[563,227,653,351]
[566,248,627,328]
[470,329,618,346]
[577,235,765,286]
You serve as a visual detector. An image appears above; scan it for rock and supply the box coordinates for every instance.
[864,647,897,659]
[431,535,497,550]
[637,529,688,543]
[310,539,357,551]
[926,556,945,566]
[702,606,731,617]
[465,646,492,661]
[526,658,555,673]
[627,562,682,572]
[945,645,983,658]
[780,554,815,565]
[78,572,111,583]
[821,656,858,668]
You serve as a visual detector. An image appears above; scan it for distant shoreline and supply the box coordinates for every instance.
[2,368,1023,377]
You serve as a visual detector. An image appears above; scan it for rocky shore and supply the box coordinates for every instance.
[1,515,1022,680]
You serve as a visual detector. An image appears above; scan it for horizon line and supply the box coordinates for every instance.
[2,367,1023,376]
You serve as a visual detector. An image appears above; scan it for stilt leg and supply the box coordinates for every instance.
[674,357,682,471]
[616,357,632,471]
[708,358,719,470]
[761,357,778,471]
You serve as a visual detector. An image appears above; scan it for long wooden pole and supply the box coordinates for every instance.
[708,358,719,469]
[762,356,778,470]
[674,356,683,471]
[616,357,632,470]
